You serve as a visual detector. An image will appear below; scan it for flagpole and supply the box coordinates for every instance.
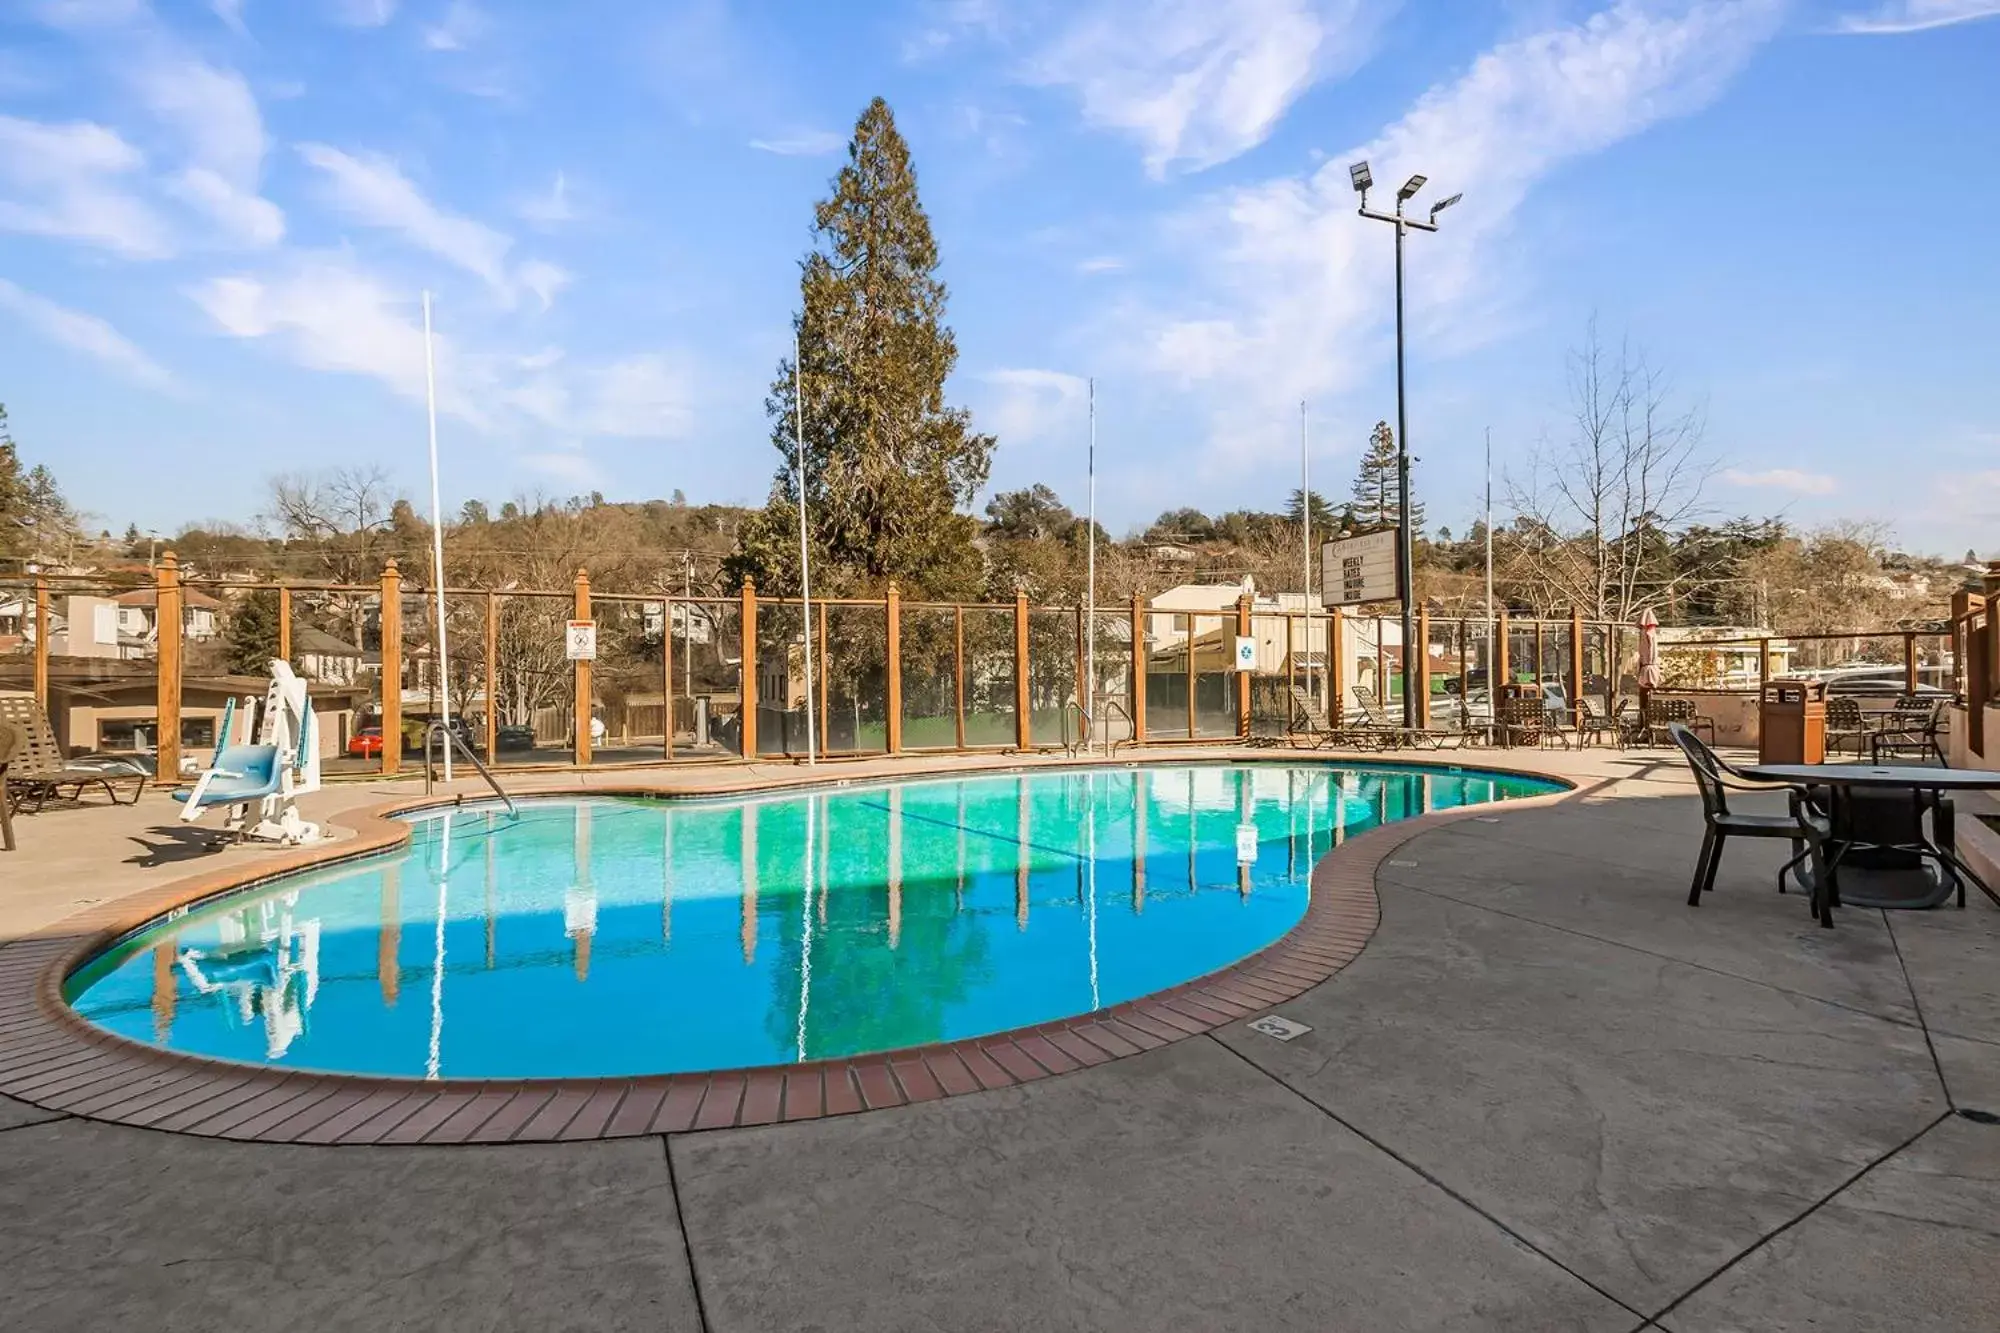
[422,292,452,783]
[1484,426,1494,725]
[794,329,818,766]
[1301,401,1311,712]
[1084,378,1097,754]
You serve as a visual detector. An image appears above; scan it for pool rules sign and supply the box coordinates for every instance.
[565,620,597,661]
[1321,529,1401,607]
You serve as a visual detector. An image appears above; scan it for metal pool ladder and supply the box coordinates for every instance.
[422,722,518,818]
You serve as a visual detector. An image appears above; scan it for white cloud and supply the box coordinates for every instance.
[168,166,284,246]
[1834,1,2000,33]
[211,0,248,35]
[520,444,604,489]
[1077,255,1124,273]
[516,170,578,227]
[516,258,571,311]
[748,130,846,157]
[299,143,563,306]
[191,253,695,441]
[1721,467,1837,495]
[981,368,1090,444]
[1025,0,1390,176]
[0,277,174,388]
[422,0,486,50]
[0,115,172,258]
[1138,1,1784,454]
[331,0,396,26]
[128,50,267,184]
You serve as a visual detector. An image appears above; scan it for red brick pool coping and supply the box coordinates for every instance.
[0,759,1579,1144]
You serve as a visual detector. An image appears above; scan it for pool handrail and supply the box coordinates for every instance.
[422,721,518,818]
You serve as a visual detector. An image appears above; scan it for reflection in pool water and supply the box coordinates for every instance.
[67,764,1558,1079]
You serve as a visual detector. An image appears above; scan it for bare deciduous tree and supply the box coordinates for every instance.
[1507,319,1715,622]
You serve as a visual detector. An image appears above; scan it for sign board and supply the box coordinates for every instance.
[1247,1015,1312,1041]
[1235,822,1260,865]
[1233,635,1257,671]
[564,620,597,661]
[1320,529,1400,607]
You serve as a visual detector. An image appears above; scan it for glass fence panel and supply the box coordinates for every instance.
[1026,609,1078,747]
[491,592,572,767]
[1088,610,1134,747]
[591,596,664,764]
[1144,611,1191,740]
[899,606,958,750]
[754,600,807,758]
[825,602,889,754]
[675,600,741,756]
[1245,612,1291,738]
[1192,613,1237,738]
[3,578,168,766]
[961,606,1017,746]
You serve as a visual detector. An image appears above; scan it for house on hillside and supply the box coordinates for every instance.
[116,586,221,643]
[293,625,366,686]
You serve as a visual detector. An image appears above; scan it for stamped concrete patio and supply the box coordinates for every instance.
[2,748,1996,1331]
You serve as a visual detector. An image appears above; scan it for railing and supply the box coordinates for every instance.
[1060,699,1089,757]
[1099,698,1137,754]
[422,721,517,818]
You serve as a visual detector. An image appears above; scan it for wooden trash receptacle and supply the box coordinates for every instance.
[1760,678,1826,765]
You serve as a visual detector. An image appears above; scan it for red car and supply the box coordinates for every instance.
[347,726,385,758]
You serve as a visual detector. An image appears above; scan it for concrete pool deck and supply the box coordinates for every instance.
[2,746,1996,1330]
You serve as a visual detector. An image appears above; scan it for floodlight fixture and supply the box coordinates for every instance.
[1398,173,1427,201]
[1348,161,1372,194]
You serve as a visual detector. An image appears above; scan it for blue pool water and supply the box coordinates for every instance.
[66,764,1559,1079]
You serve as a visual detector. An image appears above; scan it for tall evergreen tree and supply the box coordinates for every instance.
[0,405,29,559]
[224,589,284,674]
[729,98,994,597]
[1349,420,1424,535]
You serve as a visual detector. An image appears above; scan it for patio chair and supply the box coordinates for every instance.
[1668,722,1834,916]
[1577,695,1621,748]
[0,719,21,852]
[1824,696,1869,758]
[1870,696,1946,765]
[1634,697,1715,748]
[0,691,148,813]
[1497,695,1556,748]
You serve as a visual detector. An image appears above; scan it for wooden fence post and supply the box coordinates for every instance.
[740,579,758,758]
[1496,608,1511,692]
[1569,611,1584,727]
[885,582,903,755]
[1903,631,1918,696]
[1416,606,1431,727]
[1237,592,1253,739]
[379,559,401,777]
[1014,590,1032,750]
[484,590,499,761]
[573,568,592,766]
[1759,638,1772,695]
[1131,591,1148,744]
[155,554,182,781]
[953,605,966,749]
[277,584,292,664]
[31,573,49,719]
[1329,607,1345,722]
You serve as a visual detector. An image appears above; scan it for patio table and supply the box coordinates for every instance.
[1737,763,1999,912]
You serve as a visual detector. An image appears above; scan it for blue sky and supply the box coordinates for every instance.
[1,0,1996,554]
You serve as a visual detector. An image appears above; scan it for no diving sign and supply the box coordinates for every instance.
[565,620,597,661]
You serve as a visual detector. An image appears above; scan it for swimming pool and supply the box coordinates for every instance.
[66,763,1560,1080]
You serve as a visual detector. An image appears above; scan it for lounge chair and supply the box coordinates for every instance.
[1668,723,1834,921]
[1287,686,1385,751]
[0,719,21,851]
[1349,686,1457,750]
[0,691,148,813]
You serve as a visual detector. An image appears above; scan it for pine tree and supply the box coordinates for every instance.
[1349,420,1424,535]
[225,589,284,674]
[729,98,994,597]
[0,405,28,559]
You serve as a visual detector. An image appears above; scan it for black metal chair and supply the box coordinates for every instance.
[1669,722,1836,922]
[1824,696,1869,758]
[1870,696,1946,765]
[1577,695,1621,748]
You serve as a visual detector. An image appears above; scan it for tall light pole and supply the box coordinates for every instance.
[1351,161,1459,727]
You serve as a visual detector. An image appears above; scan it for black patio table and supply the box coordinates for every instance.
[1738,762,1999,914]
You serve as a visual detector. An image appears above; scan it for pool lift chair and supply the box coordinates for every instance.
[175,660,324,845]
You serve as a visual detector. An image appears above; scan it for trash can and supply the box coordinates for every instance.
[1759,678,1825,765]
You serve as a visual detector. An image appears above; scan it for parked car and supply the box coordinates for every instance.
[496,723,537,752]
[347,726,384,758]
[65,751,158,778]
[1823,675,1950,698]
